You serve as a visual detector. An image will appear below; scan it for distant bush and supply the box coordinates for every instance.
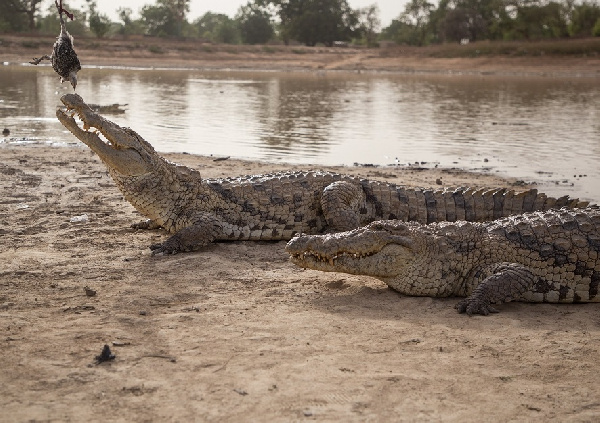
[20,41,40,49]
[148,45,164,54]
[593,18,600,36]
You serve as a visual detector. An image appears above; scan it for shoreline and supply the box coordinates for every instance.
[2,33,599,77]
[4,139,590,205]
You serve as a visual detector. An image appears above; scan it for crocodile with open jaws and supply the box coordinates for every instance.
[286,207,600,315]
[56,93,588,255]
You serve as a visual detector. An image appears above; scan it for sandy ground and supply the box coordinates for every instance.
[1,143,600,422]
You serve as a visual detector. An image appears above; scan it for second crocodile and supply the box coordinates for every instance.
[56,93,588,254]
[286,208,600,315]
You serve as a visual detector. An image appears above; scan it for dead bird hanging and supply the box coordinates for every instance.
[30,0,81,90]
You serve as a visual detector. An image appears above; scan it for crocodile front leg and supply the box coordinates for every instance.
[456,263,536,316]
[149,214,224,255]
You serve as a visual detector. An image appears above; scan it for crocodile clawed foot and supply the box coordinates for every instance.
[150,242,181,255]
[455,299,499,316]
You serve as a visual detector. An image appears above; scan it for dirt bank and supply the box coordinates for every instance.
[1,143,599,421]
[2,33,599,76]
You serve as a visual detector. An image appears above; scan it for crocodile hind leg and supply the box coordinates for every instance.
[456,263,537,316]
[149,214,224,255]
[321,181,365,232]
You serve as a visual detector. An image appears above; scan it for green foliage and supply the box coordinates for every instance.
[114,8,144,37]
[569,2,600,37]
[37,3,88,36]
[140,0,190,37]
[594,18,600,36]
[87,1,111,38]
[193,12,240,43]
[502,1,569,40]
[215,19,241,44]
[358,4,381,47]
[381,0,433,45]
[88,14,111,38]
[237,2,274,44]
[0,0,40,32]
[267,0,361,46]
[148,45,164,53]
[5,0,598,47]
[381,19,419,45]
[380,0,600,46]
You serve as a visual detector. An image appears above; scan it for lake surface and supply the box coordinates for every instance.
[1,64,599,202]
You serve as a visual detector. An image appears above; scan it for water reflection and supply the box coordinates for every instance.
[0,65,598,202]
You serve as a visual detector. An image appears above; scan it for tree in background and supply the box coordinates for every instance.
[116,7,144,37]
[501,1,568,40]
[37,1,87,36]
[13,0,42,30]
[0,1,28,32]
[266,0,361,46]
[237,2,274,44]
[437,0,504,43]
[382,0,433,45]
[4,0,599,44]
[87,0,111,38]
[359,4,381,47]
[193,12,240,43]
[569,1,600,36]
[140,0,190,37]
[379,0,600,44]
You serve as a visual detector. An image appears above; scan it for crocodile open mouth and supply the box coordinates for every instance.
[57,104,112,143]
[58,107,92,131]
[56,93,151,176]
[56,93,120,149]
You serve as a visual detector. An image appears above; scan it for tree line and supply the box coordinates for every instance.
[385,0,600,45]
[1,0,599,46]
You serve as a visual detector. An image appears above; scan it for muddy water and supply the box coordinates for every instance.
[1,65,599,202]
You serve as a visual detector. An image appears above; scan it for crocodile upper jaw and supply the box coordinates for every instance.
[56,93,151,176]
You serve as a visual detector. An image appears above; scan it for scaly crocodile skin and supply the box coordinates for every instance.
[56,93,590,255]
[286,208,600,315]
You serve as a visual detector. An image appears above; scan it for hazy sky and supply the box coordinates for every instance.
[47,0,406,28]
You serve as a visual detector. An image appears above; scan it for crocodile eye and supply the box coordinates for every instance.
[368,220,408,234]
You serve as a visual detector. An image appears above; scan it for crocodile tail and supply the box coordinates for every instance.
[399,187,589,224]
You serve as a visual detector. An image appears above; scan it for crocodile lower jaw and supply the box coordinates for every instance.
[290,250,375,267]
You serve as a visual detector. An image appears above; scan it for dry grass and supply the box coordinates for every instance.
[379,37,600,58]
